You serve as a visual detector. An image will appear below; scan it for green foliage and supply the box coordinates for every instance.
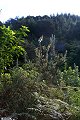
[15,25,30,39]
[1,14,80,119]
[0,25,29,73]
[0,25,15,72]
[59,65,80,86]
[1,73,12,87]
[67,87,80,106]
[1,65,80,119]
[22,62,39,80]
[0,67,37,112]
[34,35,66,85]
[5,14,80,68]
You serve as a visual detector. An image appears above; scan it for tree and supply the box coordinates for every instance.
[0,25,29,73]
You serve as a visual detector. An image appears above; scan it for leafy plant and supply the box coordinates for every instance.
[59,65,80,86]
[0,25,29,73]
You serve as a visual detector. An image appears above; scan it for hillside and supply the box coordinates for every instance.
[1,14,80,120]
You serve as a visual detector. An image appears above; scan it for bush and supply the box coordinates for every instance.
[59,66,80,87]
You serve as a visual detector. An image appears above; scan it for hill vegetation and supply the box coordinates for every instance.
[1,13,80,119]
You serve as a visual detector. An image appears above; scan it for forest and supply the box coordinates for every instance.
[0,13,80,120]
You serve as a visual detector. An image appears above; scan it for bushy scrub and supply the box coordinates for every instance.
[0,66,64,113]
[59,65,80,87]
[22,63,39,80]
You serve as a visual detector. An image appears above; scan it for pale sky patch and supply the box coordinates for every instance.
[0,0,80,22]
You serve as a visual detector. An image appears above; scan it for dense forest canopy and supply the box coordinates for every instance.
[2,13,80,68]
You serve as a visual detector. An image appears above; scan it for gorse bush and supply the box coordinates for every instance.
[0,67,39,112]
[1,67,80,120]
[0,66,64,112]
[22,62,39,80]
[59,65,80,87]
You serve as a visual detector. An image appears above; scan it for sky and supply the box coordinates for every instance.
[0,0,80,22]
